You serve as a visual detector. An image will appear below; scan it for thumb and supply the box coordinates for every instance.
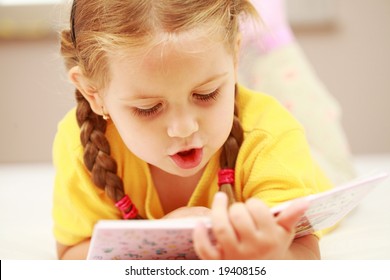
[275,199,309,233]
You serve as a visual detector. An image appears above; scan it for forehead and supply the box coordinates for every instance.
[109,30,232,76]
[105,32,235,97]
[109,26,232,62]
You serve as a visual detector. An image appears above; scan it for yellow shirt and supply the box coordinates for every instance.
[52,85,333,245]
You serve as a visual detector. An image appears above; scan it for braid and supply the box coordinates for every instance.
[76,90,118,198]
[61,26,140,219]
[61,30,139,218]
[219,84,244,205]
[75,89,141,218]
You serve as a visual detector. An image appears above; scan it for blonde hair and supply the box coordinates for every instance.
[60,0,258,217]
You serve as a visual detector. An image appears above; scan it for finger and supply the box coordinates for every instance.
[211,192,238,247]
[193,221,221,260]
[276,199,309,233]
[245,197,273,230]
[228,202,257,241]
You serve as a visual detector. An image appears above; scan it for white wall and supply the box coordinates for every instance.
[0,0,389,162]
[293,0,390,154]
[0,37,74,162]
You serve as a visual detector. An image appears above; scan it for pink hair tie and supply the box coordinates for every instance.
[218,169,235,187]
[115,195,138,219]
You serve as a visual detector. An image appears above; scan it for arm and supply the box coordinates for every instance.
[162,206,211,219]
[193,192,319,260]
[56,240,90,260]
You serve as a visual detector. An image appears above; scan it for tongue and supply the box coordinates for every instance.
[171,148,203,169]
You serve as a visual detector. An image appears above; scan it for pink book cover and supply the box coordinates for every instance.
[87,172,388,260]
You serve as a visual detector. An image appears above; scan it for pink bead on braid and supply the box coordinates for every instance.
[218,168,235,187]
[115,195,138,219]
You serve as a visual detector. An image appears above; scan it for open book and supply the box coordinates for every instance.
[87,172,388,260]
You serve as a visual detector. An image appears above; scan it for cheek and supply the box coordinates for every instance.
[111,113,165,158]
[121,128,164,164]
[204,95,235,144]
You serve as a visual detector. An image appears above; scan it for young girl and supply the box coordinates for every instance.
[53,0,333,260]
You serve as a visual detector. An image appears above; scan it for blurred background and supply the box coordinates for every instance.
[0,0,389,163]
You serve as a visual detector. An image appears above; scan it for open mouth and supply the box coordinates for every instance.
[170,148,203,169]
[178,150,194,157]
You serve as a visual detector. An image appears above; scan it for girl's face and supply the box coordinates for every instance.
[103,34,238,177]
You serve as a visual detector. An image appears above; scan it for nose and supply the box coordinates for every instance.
[167,109,199,138]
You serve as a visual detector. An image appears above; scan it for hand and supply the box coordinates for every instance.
[162,206,211,219]
[193,192,308,260]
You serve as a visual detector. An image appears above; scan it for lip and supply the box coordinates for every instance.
[170,148,203,169]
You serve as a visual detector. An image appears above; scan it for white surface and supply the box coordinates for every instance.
[0,164,56,259]
[320,154,390,259]
[0,154,389,260]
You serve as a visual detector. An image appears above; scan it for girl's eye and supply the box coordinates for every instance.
[132,103,163,118]
[193,89,220,102]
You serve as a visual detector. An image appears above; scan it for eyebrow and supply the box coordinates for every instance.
[194,72,229,89]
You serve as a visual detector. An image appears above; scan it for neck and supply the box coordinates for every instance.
[149,165,204,214]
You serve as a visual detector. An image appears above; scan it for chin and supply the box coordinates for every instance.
[171,167,204,177]
[167,162,207,178]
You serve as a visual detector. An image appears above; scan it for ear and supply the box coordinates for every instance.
[233,33,242,81]
[68,66,104,116]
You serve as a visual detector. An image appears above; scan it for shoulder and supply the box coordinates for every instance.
[234,86,333,204]
[53,107,82,160]
[235,85,311,183]
[236,84,304,139]
[55,107,79,140]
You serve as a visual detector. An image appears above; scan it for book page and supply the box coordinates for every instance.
[87,172,388,260]
[271,172,388,237]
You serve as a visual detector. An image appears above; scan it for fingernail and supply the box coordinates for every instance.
[212,192,227,205]
[214,191,226,199]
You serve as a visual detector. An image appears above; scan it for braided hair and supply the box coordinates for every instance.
[218,85,244,205]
